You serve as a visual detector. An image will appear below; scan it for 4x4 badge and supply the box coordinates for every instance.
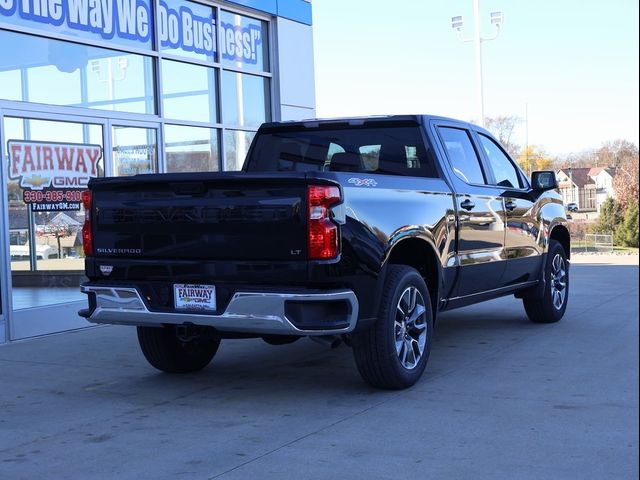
[348,177,377,187]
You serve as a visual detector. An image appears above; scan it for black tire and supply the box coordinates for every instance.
[523,240,569,323]
[351,265,433,389]
[137,326,220,373]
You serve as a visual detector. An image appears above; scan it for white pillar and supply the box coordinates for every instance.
[473,0,484,127]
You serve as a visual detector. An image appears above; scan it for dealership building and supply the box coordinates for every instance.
[0,0,316,343]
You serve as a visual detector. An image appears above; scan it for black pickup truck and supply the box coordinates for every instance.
[80,115,570,389]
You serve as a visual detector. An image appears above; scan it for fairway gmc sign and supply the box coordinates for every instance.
[8,140,102,211]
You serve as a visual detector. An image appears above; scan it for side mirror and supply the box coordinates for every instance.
[531,171,558,191]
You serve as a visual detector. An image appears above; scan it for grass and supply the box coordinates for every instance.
[571,241,639,255]
[613,246,640,254]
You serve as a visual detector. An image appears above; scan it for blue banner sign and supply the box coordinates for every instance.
[0,0,153,47]
[220,21,262,64]
[158,1,215,56]
[0,0,266,66]
[0,0,151,43]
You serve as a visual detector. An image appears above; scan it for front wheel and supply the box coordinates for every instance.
[137,326,220,373]
[523,240,569,323]
[351,265,433,389]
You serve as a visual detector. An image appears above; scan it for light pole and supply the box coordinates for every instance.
[451,1,503,127]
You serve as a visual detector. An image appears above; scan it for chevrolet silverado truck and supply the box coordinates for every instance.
[79,115,570,389]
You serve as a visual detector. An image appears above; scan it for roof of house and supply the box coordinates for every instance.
[9,207,84,230]
[588,167,617,178]
[558,167,594,188]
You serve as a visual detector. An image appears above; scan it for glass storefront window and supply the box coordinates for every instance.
[224,130,255,171]
[0,30,155,114]
[222,71,268,128]
[159,0,217,63]
[0,0,154,50]
[0,69,22,101]
[3,115,104,322]
[165,125,219,172]
[112,126,158,176]
[161,59,218,123]
[4,116,103,273]
[220,10,268,73]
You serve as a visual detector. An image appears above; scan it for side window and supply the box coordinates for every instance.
[324,143,345,169]
[438,127,486,185]
[359,145,381,171]
[478,134,523,189]
[326,143,345,162]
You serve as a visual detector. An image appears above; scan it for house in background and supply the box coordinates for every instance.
[588,167,618,210]
[556,167,617,212]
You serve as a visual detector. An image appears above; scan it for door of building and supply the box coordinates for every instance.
[1,110,107,339]
[1,111,161,340]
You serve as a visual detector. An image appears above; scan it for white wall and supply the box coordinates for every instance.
[275,17,316,121]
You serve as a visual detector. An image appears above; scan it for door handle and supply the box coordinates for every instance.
[460,199,475,211]
[505,200,517,211]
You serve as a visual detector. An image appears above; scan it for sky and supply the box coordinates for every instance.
[311,0,639,157]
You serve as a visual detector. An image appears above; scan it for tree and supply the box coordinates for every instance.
[38,224,73,259]
[484,115,521,159]
[555,150,593,169]
[555,140,639,171]
[516,145,553,175]
[596,139,638,168]
[614,200,639,248]
[594,197,624,235]
[612,157,639,209]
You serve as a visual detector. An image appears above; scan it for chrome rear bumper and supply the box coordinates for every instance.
[80,285,358,336]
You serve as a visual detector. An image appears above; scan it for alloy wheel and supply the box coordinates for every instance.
[550,254,567,310]
[394,286,428,370]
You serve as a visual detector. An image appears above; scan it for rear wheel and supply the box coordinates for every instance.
[523,240,569,323]
[137,326,220,373]
[352,265,433,389]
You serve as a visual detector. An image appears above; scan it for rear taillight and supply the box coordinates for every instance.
[82,190,93,256]
[308,185,341,260]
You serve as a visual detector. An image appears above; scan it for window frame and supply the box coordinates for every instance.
[435,125,491,187]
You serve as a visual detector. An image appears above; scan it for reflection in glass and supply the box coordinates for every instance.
[165,125,220,172]
[3,117,103,273]
[224,130,256,171]
[0,30,155,114]
[162,60,218,123]
[222,71,268,128]
[112,126,158,176]
[220,10,269,72]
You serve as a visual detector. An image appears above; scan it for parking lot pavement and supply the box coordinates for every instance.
[0,261,638,480]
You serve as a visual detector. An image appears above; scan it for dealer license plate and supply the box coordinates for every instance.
[174,284,217,311]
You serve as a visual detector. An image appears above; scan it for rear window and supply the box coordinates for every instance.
[245,127,439,177]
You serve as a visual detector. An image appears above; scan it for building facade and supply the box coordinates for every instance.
[0,0,315,343]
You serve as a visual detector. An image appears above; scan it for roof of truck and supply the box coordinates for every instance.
[260,114,480,131]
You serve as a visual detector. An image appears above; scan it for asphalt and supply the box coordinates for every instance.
[0,259,638,480]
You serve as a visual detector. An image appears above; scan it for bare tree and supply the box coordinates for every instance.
[597,139,638,168]
[484,115,521,159]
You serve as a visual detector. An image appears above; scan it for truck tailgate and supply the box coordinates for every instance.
[90,172,310,261]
